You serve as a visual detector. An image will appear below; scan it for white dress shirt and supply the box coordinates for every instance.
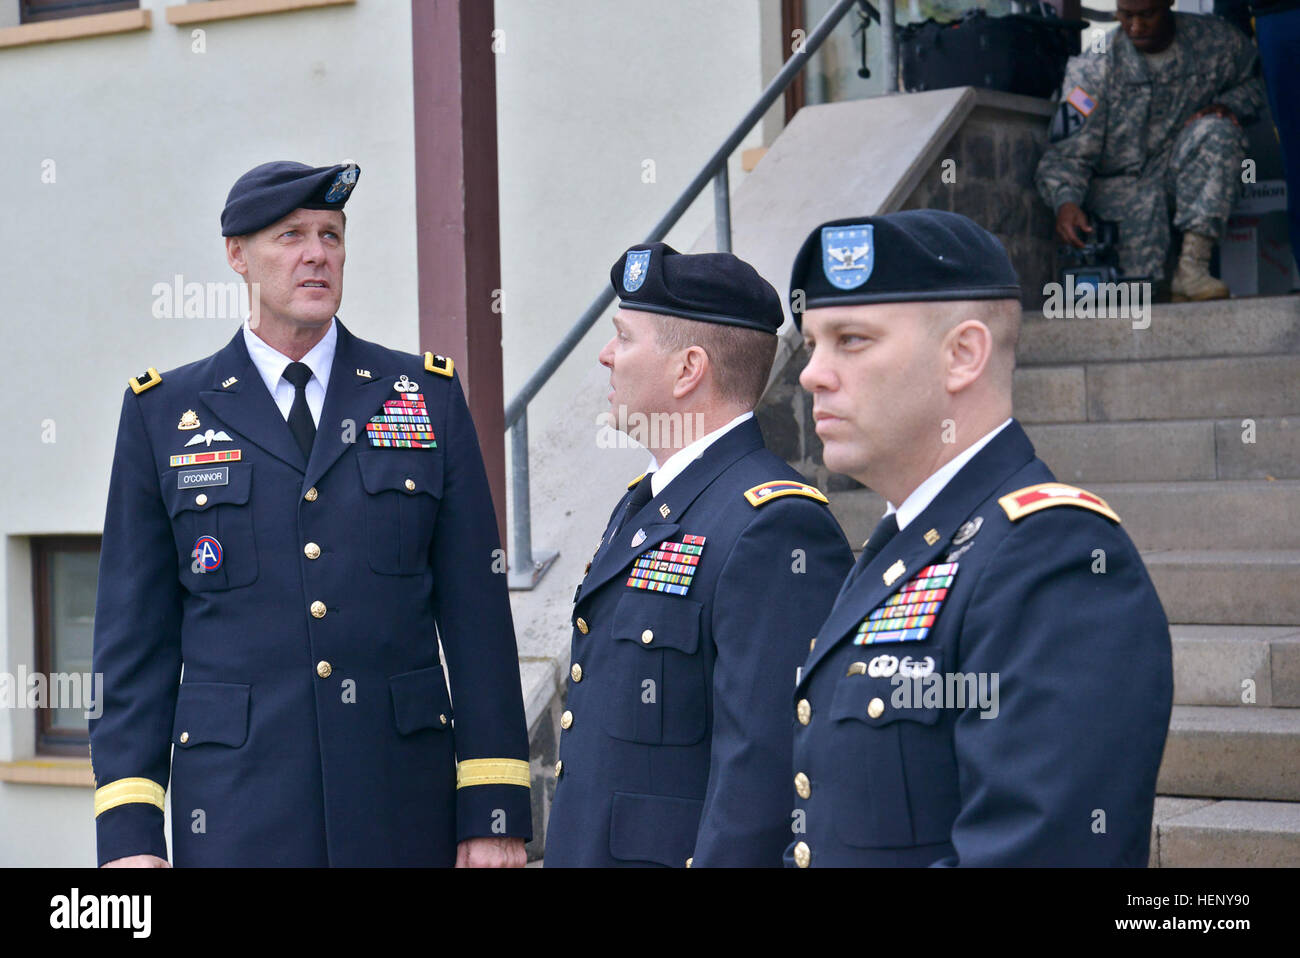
[242,318,337,427]
[884,418,1014,530]
[649,411,754,497]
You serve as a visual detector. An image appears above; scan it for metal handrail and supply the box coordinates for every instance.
[506,0,894,589]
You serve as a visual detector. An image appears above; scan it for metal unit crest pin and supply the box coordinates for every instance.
[946,515,983,561]
[178,410,201,430]
[630,528,647,548]
[952,516,982,546]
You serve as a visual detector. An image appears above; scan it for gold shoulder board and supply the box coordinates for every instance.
[998,482,1120,523]
[424,352,454,378]
[744,480,830,507]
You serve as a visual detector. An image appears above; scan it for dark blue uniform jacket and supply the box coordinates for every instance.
[545,418,852,867]
[90,319,531,866]
[787,420,1172,867]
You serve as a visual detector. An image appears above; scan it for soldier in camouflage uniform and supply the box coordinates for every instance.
[1035,0,1265,300]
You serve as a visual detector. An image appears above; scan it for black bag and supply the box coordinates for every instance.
[899,6,1087,100]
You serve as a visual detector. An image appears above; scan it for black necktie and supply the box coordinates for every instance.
[862,513,900,564]
[617,473,656,537]
[844,513,900,589]
[282,362,316,459]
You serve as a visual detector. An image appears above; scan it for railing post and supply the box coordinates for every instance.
[880,0,898,93]
[507,410,557,590]
[713,165,732,253]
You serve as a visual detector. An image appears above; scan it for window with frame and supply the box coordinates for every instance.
[33,536,100,756]
[19,0,137,23]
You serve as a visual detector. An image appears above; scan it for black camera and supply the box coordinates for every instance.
[1058,218,1122,290]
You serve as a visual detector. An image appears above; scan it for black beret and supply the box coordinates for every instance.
[610,242,783,334]
[788,210,1021,328]
[221,161,360,237]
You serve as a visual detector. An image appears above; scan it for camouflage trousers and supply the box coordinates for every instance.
[1084,114,1245,280]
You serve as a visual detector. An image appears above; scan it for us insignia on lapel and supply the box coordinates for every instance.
[626,534,706,596]
[855,561,959,645]
[367,376,437,448]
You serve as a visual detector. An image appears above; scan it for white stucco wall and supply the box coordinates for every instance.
[494,0,785,435]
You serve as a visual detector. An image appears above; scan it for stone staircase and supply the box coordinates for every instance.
[824,295,1300,866]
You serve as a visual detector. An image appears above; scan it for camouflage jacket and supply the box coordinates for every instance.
[1035,13,1264,212]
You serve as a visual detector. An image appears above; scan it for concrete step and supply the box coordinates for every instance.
[829,480,1300,552]
[1017,295,1300,366]
[1157,706,1300,802]
[1014,356,1300,424]
[1171,625,1300,707]
[1024,418,1300,483]
[1145,550,1300,626]
[1151,797,1300,866]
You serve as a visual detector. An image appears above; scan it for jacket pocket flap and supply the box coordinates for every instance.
[609,791,704,866]
[389,665,453,734]
[611,591,702,654]
[357,451,444,499]
[829,651,945,727]
[172,681,251,747]
[164,463,252,517]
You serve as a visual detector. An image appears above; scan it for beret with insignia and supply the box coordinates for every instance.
[221,161,360,237]
[788,210,1021,328]
[610,242,783,334]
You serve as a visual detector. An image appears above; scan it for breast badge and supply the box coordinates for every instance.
[626,534,706,596]
[855,562,958,645]
[367,375,437,448]
[192,536,223,573]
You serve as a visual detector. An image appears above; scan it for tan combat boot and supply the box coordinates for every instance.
[1171,232,1230,302]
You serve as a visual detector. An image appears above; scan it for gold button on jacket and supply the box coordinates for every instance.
[793,841,811,868]
[560,710,573,730]
[316,660,332,679]
[576,617,589,635]
[570,663,583,682]
[310,600,327,619]
[794,772,811,799]
[304,486,318,502]
[304,542,321,560]
[796,699,812,725]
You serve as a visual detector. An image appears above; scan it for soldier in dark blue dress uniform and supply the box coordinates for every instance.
[544,243,853,867]
[90,161,531,867]
[786,211,1173,867]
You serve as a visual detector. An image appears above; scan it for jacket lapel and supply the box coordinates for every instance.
[578,417,766,601]
[304,319,396,492]
[198,330,307,473]
[800,421,1037,686]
